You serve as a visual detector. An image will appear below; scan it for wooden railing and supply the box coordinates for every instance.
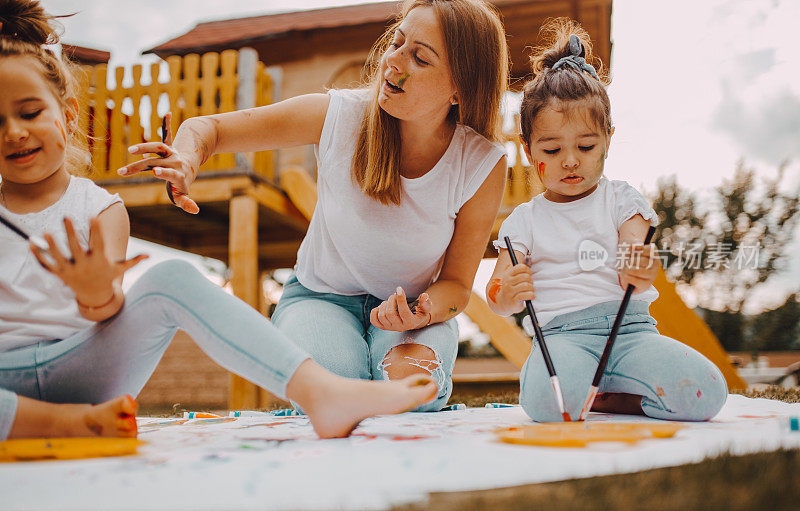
[77,49,275,181]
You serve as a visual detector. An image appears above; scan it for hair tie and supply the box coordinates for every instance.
[552,34,599,80]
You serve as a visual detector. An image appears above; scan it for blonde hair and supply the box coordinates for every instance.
[520,18,611,146]
[0,0,89,174]
[352,0,509,206]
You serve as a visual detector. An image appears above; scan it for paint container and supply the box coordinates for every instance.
[229,411,271,418]
[268,408,304,417]
[485,403,517,408]
[183,412,223,419]
[783,417,800,432]
[440,403,466,411]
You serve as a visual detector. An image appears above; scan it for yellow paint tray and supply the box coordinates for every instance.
[496,422,684,447]
[0,437,143,462]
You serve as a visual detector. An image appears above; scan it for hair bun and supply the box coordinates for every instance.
[0,0,61,46]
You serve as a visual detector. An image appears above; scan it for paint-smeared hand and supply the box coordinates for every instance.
[116,112,200,214]
[30,217,148,307]
[487,258,535,314]
[617,242,660,293]
[370,287,433,331]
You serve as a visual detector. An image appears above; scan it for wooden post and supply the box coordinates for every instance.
[235,48,258,171]
[229,193,261,409]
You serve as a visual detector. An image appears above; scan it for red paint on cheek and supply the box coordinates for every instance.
[54,119,66,147]
[487,278,502,303]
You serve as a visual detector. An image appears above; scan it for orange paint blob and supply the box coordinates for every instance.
[54,119,66,147]
[656,386,665,397]
[487,278,502,303]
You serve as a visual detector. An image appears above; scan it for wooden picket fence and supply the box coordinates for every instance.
[76,49,275,181]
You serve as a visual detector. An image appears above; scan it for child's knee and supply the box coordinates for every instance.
[646,369,728,421]
[139,260,200,287]
[519,376,569,423]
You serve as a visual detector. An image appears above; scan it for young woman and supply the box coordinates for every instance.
[119,0,510,411]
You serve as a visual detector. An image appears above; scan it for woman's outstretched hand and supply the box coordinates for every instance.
[370,287,433,331]
[116,112,200,214]
[30,217,148,308]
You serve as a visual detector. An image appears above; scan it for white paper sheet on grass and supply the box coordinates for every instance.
[2,394,800,511]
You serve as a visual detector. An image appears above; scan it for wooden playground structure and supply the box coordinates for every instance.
[77,1,743,409]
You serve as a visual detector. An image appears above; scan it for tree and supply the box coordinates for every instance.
[651,161,799,313]
[650,161,799,351]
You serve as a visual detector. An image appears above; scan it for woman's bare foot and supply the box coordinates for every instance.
[286,360,437,438]
[590,392,645,415]
[9,395,138,439]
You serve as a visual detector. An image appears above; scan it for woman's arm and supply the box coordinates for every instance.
[423,157,507,323]
[118,93,331,212]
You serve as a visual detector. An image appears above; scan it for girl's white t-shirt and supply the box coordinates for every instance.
[296,89,506,300]
[0,176,122,351]
[494,177,659,328]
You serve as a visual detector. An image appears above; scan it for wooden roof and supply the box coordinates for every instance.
[144,0,613,81]
[62,43,111,65]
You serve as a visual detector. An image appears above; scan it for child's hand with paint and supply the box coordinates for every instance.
[370,287,433,331]
[30,217,148,313]
[616,215,660,294]
[485,248,535,316]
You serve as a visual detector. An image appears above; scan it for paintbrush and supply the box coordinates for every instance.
[0,210,53,253]
[504,236,571,422]
[577,225,657,421]
[158,116,177,206]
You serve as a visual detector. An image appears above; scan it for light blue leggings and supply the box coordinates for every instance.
[0,260,309,440]
[272,275,458,412]
[520,300,728,422]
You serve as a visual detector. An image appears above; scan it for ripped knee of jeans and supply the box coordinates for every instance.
[377,343,445,391]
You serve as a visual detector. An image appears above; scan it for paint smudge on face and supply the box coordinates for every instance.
[448,305,458,316]
[656,386,665,397]
[696,389,702,399]
[536,160,545,178]
[397,72,410,88]
[487,278,502,303]
[54,119,66,148]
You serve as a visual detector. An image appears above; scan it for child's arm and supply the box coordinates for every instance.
[485,248,535,316]
[618,213,660,294]
[30,204,147,322]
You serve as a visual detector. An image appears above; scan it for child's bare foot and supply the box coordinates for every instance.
[9,395,138,439]
[590,392,645,415]
[287,361,437,438]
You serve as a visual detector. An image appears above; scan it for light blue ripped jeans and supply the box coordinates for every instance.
[520,300,728,423]
[0,260,309,440]
[272,275,458,412]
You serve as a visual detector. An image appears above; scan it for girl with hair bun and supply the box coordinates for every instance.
[0,1,437,441]
[487,18,727,423]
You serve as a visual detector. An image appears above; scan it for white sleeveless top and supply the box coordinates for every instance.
[295,89,506,300]
[495,177,659,328]
[0,176,122,351]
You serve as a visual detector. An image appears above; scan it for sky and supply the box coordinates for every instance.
[38,0,800,313]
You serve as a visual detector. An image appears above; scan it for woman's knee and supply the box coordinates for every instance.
[378,342,450,401]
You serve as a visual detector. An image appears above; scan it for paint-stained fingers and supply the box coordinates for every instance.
[116,254,149,275]
[62,217,85,262]
[382,294,404,329]
[128,142,174,158]
[43,233,68,268]
[117,157,167,176]
[394,287,417,324]
[370,306,387,330]
[30,243,55,273]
